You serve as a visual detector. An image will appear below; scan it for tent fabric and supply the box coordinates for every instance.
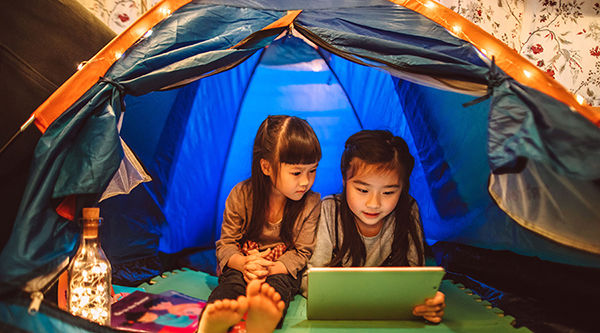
[490,161,600,254]
[1,0,599,298]
[0,293,120,333]
[0,0,115,251]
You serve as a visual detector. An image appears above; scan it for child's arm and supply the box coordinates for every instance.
[308,198,337,268]
[300,198,337,296]
[270,193,322,278]
[216,183,250,272]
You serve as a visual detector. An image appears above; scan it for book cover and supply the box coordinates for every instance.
[111,290,206,332]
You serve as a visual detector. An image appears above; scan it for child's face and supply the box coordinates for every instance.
[345,166,402,237]
[272,162,318,201]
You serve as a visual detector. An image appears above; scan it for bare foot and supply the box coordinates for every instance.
[197,296,248,333]
[245,280,285,333]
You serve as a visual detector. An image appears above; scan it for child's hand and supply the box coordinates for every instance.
[412,291,445,323]
[243,249,274,282]
[243,258,273,281]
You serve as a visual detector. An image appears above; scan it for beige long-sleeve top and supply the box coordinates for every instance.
[216,181,321,279]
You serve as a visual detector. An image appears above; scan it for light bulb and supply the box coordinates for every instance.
[160,7,171,16]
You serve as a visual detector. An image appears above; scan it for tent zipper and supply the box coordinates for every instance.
[28,291,44,314]
[27,263,68,314]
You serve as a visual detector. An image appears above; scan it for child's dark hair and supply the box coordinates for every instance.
[328,129,424,267]
[244,115,321,247]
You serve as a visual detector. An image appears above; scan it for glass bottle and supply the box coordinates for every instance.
[67,207,112,325]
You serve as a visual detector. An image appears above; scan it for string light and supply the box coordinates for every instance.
[77,61,87,71]
[144,29,153,38]
[424,1,435,8]
[523,69,532,78]
[114,51,123,60]
[68,261,111,324]
[575,94,585,105]
[159,7,171,16]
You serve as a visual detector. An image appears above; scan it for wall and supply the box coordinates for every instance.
[439,0,600,106]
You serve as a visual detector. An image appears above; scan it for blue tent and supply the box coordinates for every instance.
[1,0,599,331]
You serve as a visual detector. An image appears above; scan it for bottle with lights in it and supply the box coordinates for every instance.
[67,207,112,325]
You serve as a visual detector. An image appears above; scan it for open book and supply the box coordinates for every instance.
[111,290,206,332]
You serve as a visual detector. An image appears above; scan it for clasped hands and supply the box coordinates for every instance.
[242,248,275,282]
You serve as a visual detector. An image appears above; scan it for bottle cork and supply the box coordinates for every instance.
[82,207,100,238]
[82,207,100,220]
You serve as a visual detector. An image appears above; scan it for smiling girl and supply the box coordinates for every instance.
[303,129,446,323]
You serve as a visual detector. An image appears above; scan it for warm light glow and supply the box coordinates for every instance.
[144,29,153,38]
[576,94,585,105]
[69,262,111,325]
[480,48,487,55]
[452,25,462,34]
[77,62,86,71]
[159,7,172,16]
[523,70,532,78]
[114,52,123,60]
[424,1,435,8]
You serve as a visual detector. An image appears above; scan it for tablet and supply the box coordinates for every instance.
[306,266,445,320]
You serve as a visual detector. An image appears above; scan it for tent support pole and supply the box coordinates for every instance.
[0,115,35,156]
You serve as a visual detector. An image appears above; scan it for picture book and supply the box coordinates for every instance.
[110,290,206,332]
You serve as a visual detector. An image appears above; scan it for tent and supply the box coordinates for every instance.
[0,0,115,250]
[1,0,599,331]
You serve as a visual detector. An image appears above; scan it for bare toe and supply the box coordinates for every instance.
[198,298,247,333]
[236,295,248,313]
[247,279,262,298]
[246,281,284,333]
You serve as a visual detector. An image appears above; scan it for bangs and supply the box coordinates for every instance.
[278,122,321,165]
[346,158,403,181]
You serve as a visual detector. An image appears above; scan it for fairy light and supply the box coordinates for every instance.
[144,29,153,38]
[523,69,532,78]
[68,260,111,325]
[114,51,123,60]
[424,1,435,9]
[452,25,462,34]
[77,62,87,71]
[159,7,172,16]
[575,94,585,105]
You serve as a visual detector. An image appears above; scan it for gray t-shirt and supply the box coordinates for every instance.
[301,194,425,296]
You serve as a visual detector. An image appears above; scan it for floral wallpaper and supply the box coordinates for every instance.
[79,0,600,107]
[439,0,600,106]
[522,1,600,106]
[78,0,160,33]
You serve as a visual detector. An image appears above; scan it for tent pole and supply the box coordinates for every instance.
[0,114,35,156]
[314,48,364,130]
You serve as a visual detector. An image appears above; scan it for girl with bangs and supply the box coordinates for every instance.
[200,115,322,333]
[302,129,446,323]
